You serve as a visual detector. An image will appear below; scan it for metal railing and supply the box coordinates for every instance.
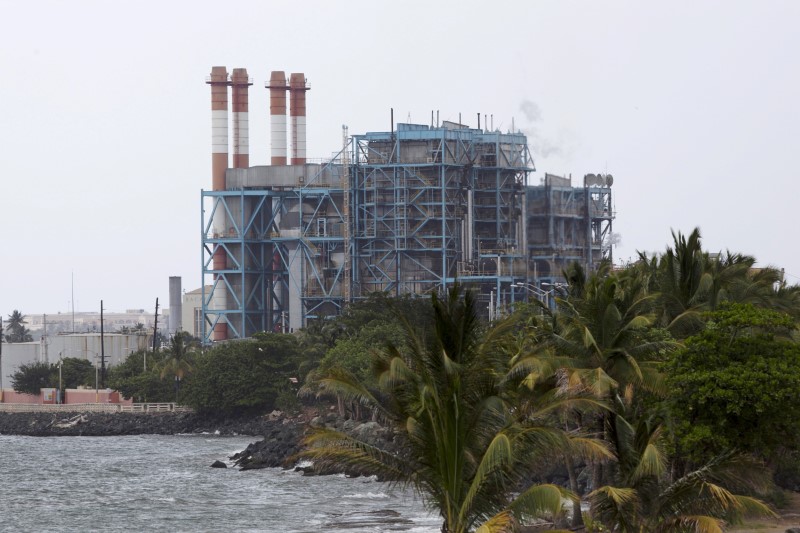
[0,403,192,414]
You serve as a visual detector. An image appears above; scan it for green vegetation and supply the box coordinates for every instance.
[304,286,605,533]
[107,350,174,402]
[667,303,800,468]
[4,310,33,343]
[92,226,800,531]
[181,332,301,414]
[11,361,56,394]
[11,357,95,394]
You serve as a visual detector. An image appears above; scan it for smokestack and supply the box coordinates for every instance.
[266,71,288,165]
[168,276,182,335]
[206,66,229,341]
[289,73,309,165]
[230,68,253,168]
[208,66,229,190]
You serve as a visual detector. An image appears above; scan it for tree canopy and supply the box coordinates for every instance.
[667,303,800,465]
[304,286,609,533]
[10,357,96,394]
[4,310,33,343]
[180,332,301,414]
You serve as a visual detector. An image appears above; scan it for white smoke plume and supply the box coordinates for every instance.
[517,99,573,159]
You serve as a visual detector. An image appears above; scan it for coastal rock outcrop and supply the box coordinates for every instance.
[230,412,405,477]
[229,420,305,470]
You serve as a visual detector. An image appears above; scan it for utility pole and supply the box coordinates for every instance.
[71,271,75,333]
[152,298,159,357]
[42,314,48,363]
[100,300,106,389]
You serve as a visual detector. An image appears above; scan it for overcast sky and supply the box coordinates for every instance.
[2,0,798,317]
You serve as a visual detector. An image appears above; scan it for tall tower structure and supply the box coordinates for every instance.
[206,66,230,341]
[289,73,309,165]
[230,68,253,169]
[267,71,288,165]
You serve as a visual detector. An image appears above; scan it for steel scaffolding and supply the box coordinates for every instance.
[525,173,614,284]
[201,123,617,342]
[350,123,532,302]
[201,156,350,343]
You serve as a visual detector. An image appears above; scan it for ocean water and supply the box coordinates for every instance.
[0,434,439,532]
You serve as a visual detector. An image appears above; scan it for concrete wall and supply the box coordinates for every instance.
[0,388,132,405]
[1,390,41,404]
[64,389,130,405]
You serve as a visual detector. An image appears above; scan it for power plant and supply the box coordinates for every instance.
[201,67,614,343]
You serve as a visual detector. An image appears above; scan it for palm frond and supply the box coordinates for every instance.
[658,454,776,524]
[315,371,382,409]
[509,483,572,519]
[458,432,513,525]
[301,428,410,482]
[730,495,777,520]
[475,510,515,533]
[631,441,667,481]
[654,515,723,533]
[588,485,639,532]
[567,436,615,462]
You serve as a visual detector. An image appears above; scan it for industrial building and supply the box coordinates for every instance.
[0,333,151,390]
[201,67,614,343]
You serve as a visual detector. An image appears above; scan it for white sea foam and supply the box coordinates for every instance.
[343,491,389,499]
[0,434,437,531]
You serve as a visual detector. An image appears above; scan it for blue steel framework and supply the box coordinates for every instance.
[524,173,614,291]
[350,124,532,306]
[201,123,546,343]
[201,157,350,342]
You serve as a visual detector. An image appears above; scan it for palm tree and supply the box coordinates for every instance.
[5,310,33,343]
[511,264,675,528]
[589,396,775,532]
[650,228,711,338]
[552,264,673,400]
[159,331,195,401]
[304,285,597,533]
[641,228,800,338]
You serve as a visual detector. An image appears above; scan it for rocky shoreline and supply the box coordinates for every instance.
[0,410,395,476]
[0,411,301,438]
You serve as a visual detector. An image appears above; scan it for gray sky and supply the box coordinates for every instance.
[2,0,799,317]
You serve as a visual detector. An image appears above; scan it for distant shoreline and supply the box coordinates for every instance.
[0,411,301,438]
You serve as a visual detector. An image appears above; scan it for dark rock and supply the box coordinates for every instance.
[785,528,800,533]
[210,460,227,468]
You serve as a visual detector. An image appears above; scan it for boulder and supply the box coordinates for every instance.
[210,460,227,468]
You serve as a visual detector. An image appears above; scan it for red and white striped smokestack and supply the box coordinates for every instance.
[206,66,230,341]
[289,73,310,165]
[230,68,253,168]
[266,71,288,165]
[208,66,229,191]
